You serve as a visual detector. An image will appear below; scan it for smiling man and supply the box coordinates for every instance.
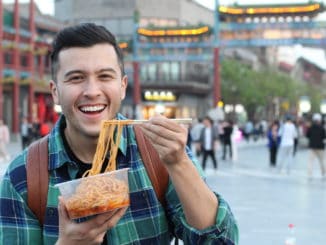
[0,23,238,244]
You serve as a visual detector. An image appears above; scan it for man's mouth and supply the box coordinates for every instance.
[79,105,106,114]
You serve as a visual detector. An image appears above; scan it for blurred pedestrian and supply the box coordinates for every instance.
[190,118,204,157]
[231,122,242,162]
[0,119,10,162]
[199,116,219,171]
[31,118,41,142]
[21,117,32,149]
[244,120,253,142]
[222,120,233,161]
[292,119,299,157]
[40,120,52,137]
[267,120,280,167]
[277,116,298,174]
[306,113,326,179]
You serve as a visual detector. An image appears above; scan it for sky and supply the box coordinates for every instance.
[3,0,324,16]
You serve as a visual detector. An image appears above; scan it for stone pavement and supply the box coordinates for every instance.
[205,143,326,245]
[0,140,22,177]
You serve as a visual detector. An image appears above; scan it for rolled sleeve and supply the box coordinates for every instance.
[174,193,238,244]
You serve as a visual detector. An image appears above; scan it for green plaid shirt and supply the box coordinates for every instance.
[0,115,238,244]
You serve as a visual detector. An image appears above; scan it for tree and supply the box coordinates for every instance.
[220,58,323,121]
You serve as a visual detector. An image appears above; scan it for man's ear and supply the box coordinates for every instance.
[50,80,59,105]
[120,75,128,100]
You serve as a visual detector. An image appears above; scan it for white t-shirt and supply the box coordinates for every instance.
[279,122,297,147]
[204,127,212,150]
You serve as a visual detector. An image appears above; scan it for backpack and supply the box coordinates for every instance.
[26,125,169,225]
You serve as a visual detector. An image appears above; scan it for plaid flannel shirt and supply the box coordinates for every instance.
[0,114,238,244]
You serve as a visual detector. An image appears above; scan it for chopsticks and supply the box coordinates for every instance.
[130,118,193,125]
[102,118,192,125]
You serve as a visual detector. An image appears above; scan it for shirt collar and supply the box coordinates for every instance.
[48,114,129,170]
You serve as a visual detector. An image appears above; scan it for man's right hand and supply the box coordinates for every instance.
[56,197,128,245]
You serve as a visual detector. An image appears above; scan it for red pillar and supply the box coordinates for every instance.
[0,0,3,120]
[39,50,45,79]
[28,0,35,122]
[133,61,141,118]
[12,0,20,133]
[213,47,221,107]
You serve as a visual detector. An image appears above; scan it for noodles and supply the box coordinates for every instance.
[83,119,133,177]
[65,174,129,219]
[62,119,132,219]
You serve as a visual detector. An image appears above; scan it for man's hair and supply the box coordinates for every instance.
[50,23,125,81]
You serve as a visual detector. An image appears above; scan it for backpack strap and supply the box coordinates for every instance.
[26,136,49,226]
[134,125,169,206]
[26,126,169,225]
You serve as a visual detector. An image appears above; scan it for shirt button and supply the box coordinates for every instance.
[142,192,147,198]
[47,208,55,216]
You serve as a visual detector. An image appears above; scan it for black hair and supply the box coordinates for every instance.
[50,23,125,81]
[204,116,213,125]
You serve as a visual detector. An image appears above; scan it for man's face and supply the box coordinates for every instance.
[50,43,127,138]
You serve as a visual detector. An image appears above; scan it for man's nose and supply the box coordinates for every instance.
[83,77,101,97]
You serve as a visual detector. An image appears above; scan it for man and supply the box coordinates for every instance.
[306,113,326,179]
[0,119,10,161]
[199,116,219,171]
[277,115,298,174]
[0,23,238,244]
[21,117,32,149]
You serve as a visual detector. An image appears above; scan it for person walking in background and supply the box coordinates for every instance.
[222,120,233,161]
[306,113,326,179]
[31,118,41,142]
[190,117,204,156]
[292,119,299,157]
[40,120,52,137]
[231,121,242,162]
[0,119,10,162]
[244,120,253,142]
[199,116,219,171]
[267,120,280,168]
[277,115,298,174]
[21,117,32,149]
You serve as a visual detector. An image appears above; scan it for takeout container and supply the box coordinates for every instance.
[56,168,130,219]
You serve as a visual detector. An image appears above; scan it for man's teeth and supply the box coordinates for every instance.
[80,105,105,112]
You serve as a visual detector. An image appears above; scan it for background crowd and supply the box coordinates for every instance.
[189,113,326,179]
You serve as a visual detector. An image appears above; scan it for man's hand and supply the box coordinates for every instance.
[139,114,189,166]
[56,197,128,245]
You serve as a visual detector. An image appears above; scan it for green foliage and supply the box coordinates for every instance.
[220,58,324,120]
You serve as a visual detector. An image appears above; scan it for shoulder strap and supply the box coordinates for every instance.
[134,125,169,206]
[26,136,49,226]
[26,127,169,222]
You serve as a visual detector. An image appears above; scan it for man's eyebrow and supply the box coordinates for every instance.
[64,68,117,78]
[64,70,84,78]
[97,68,117,74]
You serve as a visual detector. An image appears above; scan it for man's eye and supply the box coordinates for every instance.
[99,74,114,80]
[67,76,84,82]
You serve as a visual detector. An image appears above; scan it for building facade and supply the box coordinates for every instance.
[0,1,64,135]
[54,0,215,119]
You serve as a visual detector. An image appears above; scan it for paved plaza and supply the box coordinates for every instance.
[206,142,326,245]
[1,139,325,245]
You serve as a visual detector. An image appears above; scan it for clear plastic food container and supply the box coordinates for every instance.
[55,168,130,219]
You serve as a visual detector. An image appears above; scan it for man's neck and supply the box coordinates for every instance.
[64,128,98,163]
